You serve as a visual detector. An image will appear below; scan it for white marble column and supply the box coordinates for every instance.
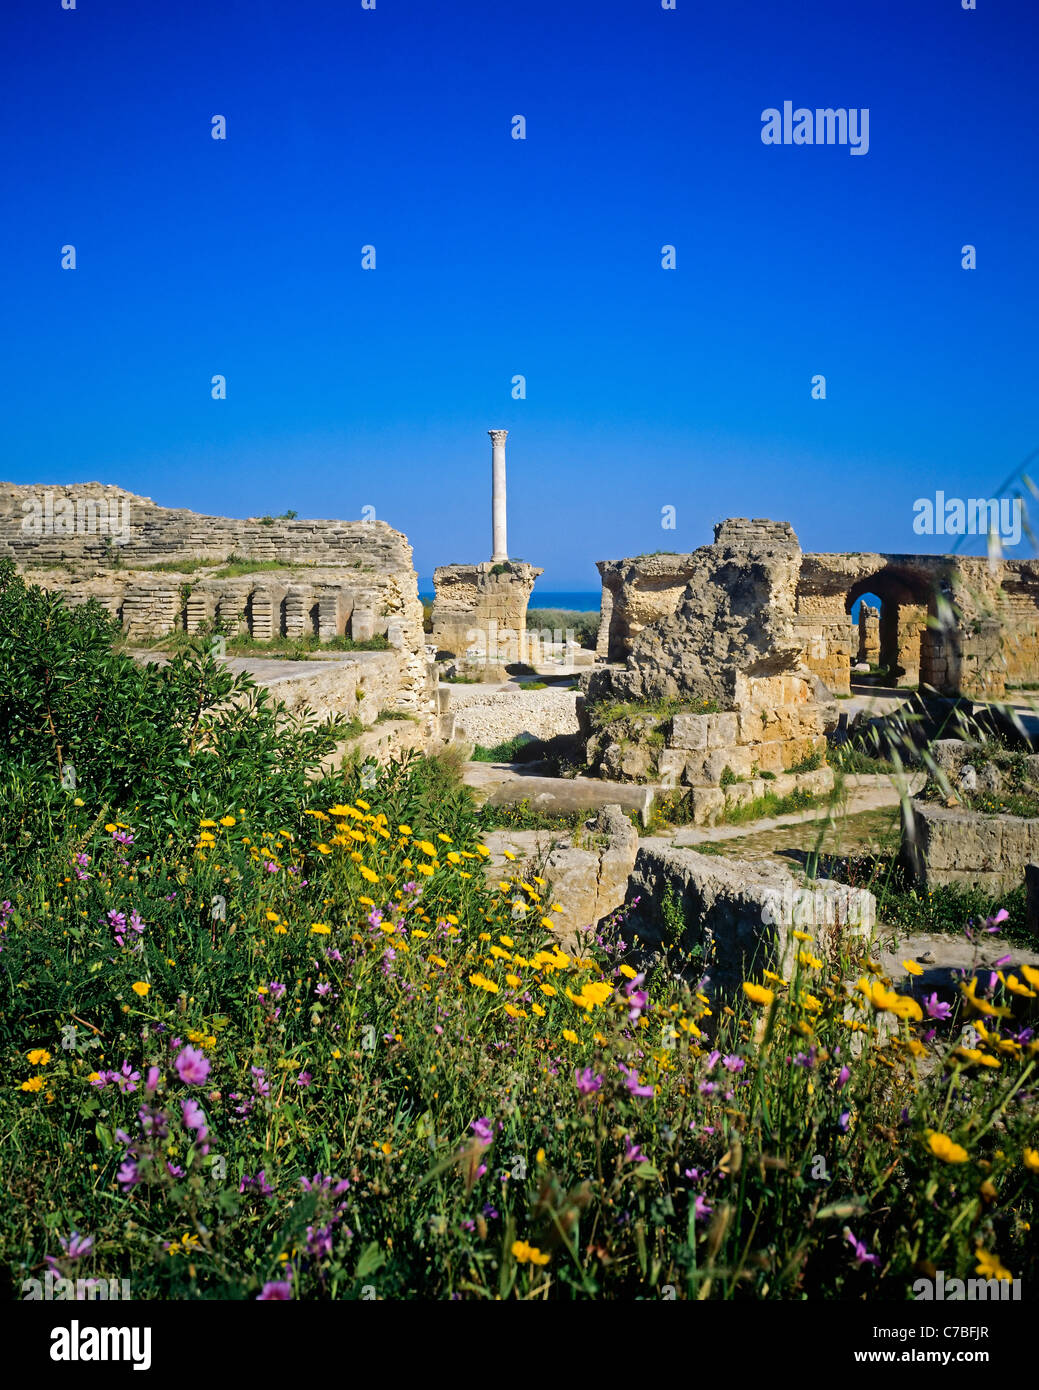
[489,429,508,562]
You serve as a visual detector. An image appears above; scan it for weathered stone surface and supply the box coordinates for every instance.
[901,799,1039,893]
[1,482,436,722]
[471,769,657,825]
[430,560,543,661]
[540,806,640,945]
[588,519,805,708]
[621,845,875,994]
[596,533,1039,702]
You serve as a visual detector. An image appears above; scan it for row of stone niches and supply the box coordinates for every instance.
[188,585,387,643]
[112,583,389,643]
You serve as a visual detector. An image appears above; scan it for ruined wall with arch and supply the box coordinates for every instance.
[594,528,1039,702]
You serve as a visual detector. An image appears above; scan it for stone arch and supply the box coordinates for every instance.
[844,566,937,687]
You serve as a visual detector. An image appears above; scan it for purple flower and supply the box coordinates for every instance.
[470,1117,494,1146]
[296,1071,312,1088]
[837,1065,851,1088]
[623,1135,644,1164]
[315,982,332,997]
[617,1062,654,1098]
[575,1067,603,1096]
[693,1194,712,1221]
[924,993,952,1021]
[257,1280,292,1300]
[181,1098,207,1133]
[113,830,135,848]
[114,1061,140,1094]
[721,1054,745,1073]
[175,1046,211,1086]
[983,908,1008,933]
[845,1228,880,1268]
[838,1109,851,1133]
[144,1066,160,1093]
[116,1160,140,1189]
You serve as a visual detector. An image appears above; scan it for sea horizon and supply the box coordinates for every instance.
[419,584,601,613]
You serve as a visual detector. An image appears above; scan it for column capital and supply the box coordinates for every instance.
[488,429,509,444]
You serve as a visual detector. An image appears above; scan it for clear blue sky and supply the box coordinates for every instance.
[2,0,1037,587]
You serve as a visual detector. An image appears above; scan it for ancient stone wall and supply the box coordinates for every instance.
[594,536,1039,701]
[430,561,543,664]
[1,482,434,718]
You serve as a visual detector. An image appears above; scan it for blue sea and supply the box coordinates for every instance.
[419,585,600,613]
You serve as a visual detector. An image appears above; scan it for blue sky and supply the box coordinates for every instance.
[2,0,1037,587]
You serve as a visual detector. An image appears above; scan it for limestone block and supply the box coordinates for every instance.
[657,748,687,788]
[706,712,739,748]
[690,787,725,826]
[621,845,876,995]
[670,713,709,750]
[706,746,753,783]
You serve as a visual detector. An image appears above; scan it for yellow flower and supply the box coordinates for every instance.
[531,1002,545,1017]
[742,982,775,1007]
[131,982,150,997]
[416,863,434,877]
[20,1076,45,1092]
[27,1049,52,1066]
[792,929,813,942]
[310,923,331,935]
[355,799,370,811]
[512,1240,550,1266]
[1023,1148,1039,1172]
[902,959,924,976]
[798,951,823,970]
[927,1131,969,1164]
[856,978,923,1021]
[1003,974,1037,998]
[469,973,499,995]
[562,1029,579,1044]
[504,1003,527,1019]
[1020,963,1039,989]
[220,815,236,827]
[974,1247,1012,1281]
[619,964,638,979]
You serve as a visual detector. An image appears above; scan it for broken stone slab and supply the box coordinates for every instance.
[901,798,1039,894]
[620,844,875,996]
[468,767,657,826]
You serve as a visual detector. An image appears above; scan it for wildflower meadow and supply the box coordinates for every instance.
[1,561,1036,1303]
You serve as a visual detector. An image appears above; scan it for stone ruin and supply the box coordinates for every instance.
[597,530,1039,701]
[0,481,435,719]
[430,559,543,667]
[583,519,838,820]
[429,429,547,677]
